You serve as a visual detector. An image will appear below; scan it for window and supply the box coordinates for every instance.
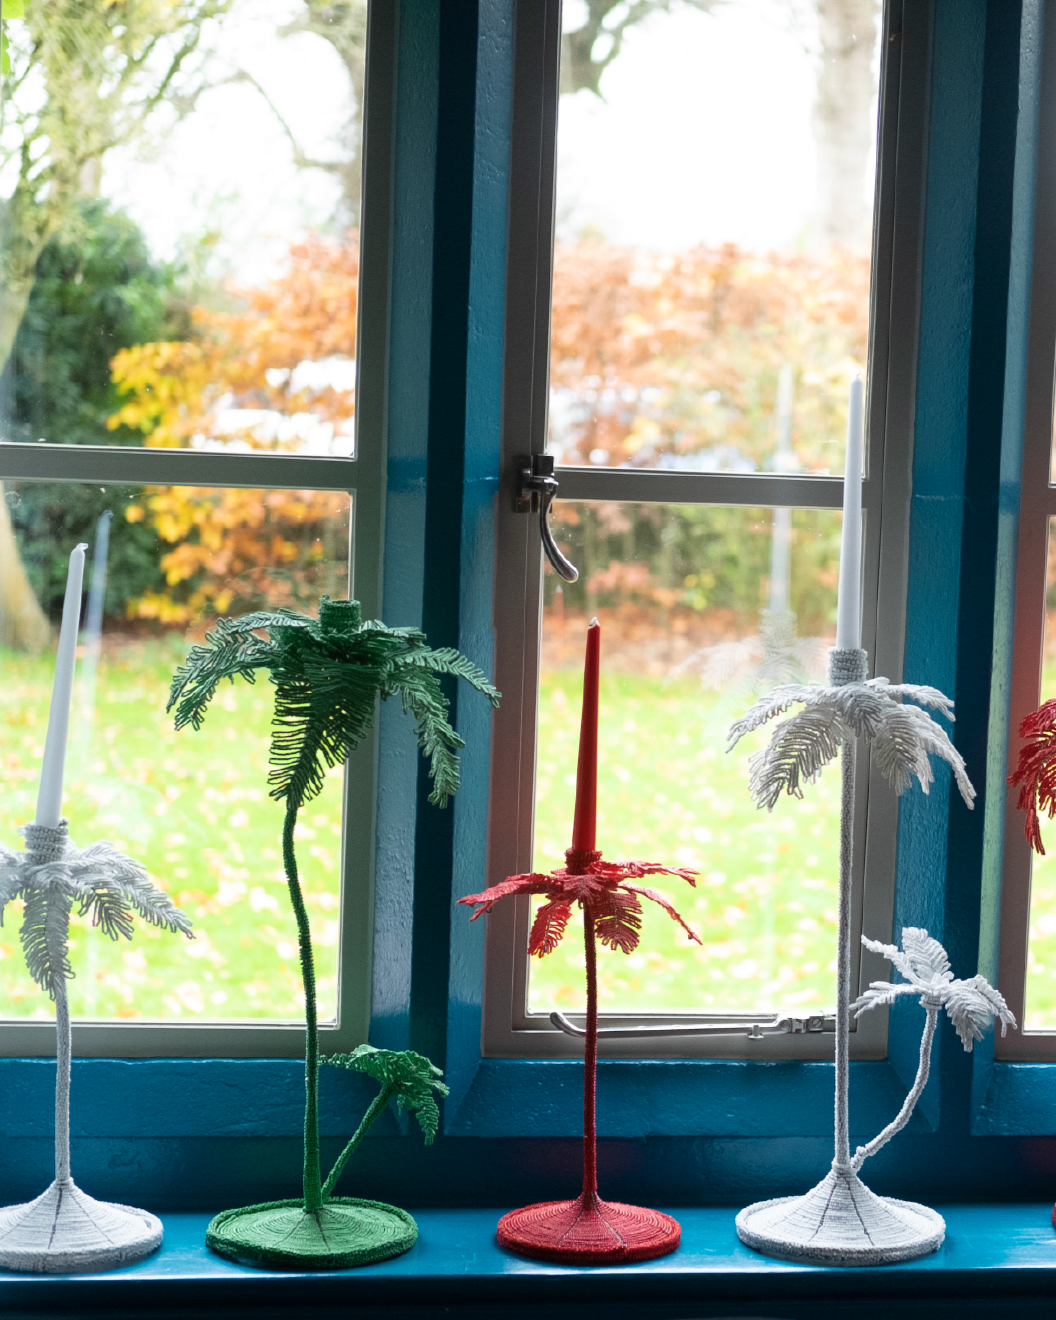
[483,0,914,1058]
[998,4,1056,1057]
[0,0,380,1056]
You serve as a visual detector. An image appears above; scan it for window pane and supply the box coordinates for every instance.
[0,2,361,456]
[0,479,350,1022]
[528,500,842,1015]
[1023,517,1056,1027]
[549,3,879,474]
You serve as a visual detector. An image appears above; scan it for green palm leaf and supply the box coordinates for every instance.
[327,1045,449,1144]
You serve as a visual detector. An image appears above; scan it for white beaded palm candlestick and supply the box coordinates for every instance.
[0,545,192,1273]
[728,382,1012,1265]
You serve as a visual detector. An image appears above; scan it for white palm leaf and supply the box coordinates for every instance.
[854,927,1015,1053]
[727,682,821,743]
[0,827,192,998]
[728,678,975,811]
[943,975,1016,1051]
[747,703,848,808]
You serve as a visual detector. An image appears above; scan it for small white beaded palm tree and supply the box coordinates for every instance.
[847,927,1014,1173]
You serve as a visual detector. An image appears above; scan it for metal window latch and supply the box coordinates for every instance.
[549,1011,835,1041]
[515,454,579,583]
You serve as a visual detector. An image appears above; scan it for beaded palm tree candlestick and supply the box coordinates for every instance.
[0,544,193,1273]
[461,620,700,1265]
[168,597,498,1269]
[1006,696,1056,1230]
[730,381,1012,1265]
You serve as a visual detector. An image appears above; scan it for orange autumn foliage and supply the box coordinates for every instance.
[109,235,358,623]
[109,233,869,625]
[548,240,870,471]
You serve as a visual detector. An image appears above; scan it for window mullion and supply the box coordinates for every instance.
[0,442,357,493]
[555,466,862,511]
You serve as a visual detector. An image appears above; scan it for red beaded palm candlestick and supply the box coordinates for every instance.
[460,619,700,1265]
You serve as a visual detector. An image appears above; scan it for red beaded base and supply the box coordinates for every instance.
[496,1193,681,1266]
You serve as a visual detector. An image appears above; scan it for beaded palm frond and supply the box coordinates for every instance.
[0,823,192,998]
[727,676,975,811]
[853,927,1015,1052]
[327,1045,449,1144]
[461,856,701,959]
[1007,697,1056,854]
[168,597,500,810]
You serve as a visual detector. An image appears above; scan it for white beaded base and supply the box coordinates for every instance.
[736,1166,945,1267]
[0,1179,162,1273]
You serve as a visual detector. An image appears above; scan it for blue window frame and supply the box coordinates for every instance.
[0,0,1053,1225]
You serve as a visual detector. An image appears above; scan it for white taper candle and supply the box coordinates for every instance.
[35,543,88,829]
[835,376,864,651]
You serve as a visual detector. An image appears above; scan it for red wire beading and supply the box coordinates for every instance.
[497,1193,680,1266]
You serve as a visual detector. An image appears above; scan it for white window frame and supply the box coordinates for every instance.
[481,0,925,1060]
[0,0,397,1059]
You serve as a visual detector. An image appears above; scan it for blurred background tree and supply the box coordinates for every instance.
[0,200,188,622]
[0,0,231,648]
[559,0,879,249]
[108,235,355,624]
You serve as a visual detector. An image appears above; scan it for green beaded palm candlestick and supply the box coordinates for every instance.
[168,597,498,1269]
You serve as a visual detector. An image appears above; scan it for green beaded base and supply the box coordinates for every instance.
[206,1197,418,1270]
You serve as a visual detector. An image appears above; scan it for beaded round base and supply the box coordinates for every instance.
[496,1193,680,1265]
[0,1179,162,1273]
[206,1197,418,1270]
[736,1167,945,1267]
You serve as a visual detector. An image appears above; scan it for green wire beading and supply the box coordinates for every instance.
[206,1197,418,1269]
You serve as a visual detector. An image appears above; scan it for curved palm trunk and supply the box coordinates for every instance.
[282,800,322,1213]
[54,979,71,1185]
[581,907,598,1204]
[851,1005,938,1171]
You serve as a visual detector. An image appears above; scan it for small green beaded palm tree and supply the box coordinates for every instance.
[168,596,498,1268]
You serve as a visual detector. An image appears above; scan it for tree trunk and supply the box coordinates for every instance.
[0,206,58,652]
[0,489,50,654]
[813,0,880,250]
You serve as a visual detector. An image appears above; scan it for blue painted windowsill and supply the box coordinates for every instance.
[5,1205,1056,1316]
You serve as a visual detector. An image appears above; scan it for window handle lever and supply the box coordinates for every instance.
[549,1010,835,1040]
[515,454,579,583]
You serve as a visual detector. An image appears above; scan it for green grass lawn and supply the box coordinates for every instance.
[3,641,1036,1025]
[528,669,841,1015]
[0,641,342,1021]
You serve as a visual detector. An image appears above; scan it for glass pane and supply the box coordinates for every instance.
[0,479,350,1022]
[528,501,843,1015]
[1023,517,1056,1026]
[549,3,879,474]
[0,1,360,455]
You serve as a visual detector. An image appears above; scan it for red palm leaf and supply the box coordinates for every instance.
[591,888,644,954]
[529,899,574,957]
[460,855,699,958]
[459,873,559,919]
[623,884,704,946]
[590,859,699,887]
[1008,698,1056,854]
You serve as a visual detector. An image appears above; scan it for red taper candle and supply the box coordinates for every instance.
[570,619,601,853]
